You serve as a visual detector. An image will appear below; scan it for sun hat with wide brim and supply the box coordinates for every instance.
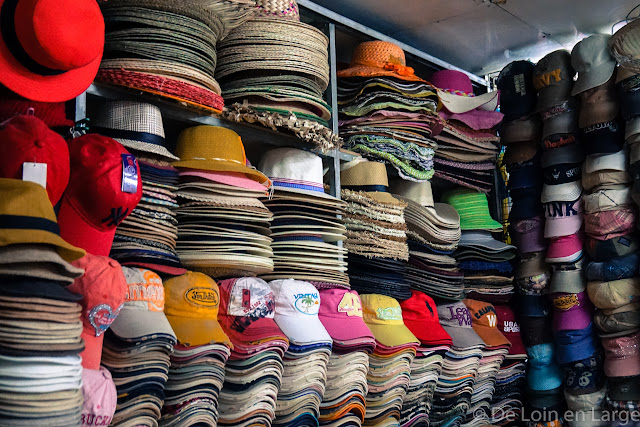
[340,159,403,206]
[610,19,640,73]
[337,41,426,83]
[442,187,502,231]
[0,0,104,102]
[431,70,499,114]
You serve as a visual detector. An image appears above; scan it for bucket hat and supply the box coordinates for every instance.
[337,41,425,82]
[340,159,402,205]
[91,101,179,161]
[571,34,616,96]
[441,188,502,231]
[0,0,104,102]
[609,19,640,73]
[173,126,269,185]
[533,49,575,112]
[430,69,499,115]
[496,60,536,121]
[0,178,85,262]
[389,179,460,227]
[526,343,563,391]
[361,293,419,348]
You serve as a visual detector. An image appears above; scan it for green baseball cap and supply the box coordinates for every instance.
[441,188,502,231]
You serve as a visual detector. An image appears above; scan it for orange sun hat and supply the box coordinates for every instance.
[337,40,426,82]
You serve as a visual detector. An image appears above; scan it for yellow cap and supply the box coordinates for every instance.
[360,294,419,348]
[164,271,231,348]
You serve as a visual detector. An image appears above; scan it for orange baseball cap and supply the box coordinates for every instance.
[463,299,511,348]
[164,271,231,348]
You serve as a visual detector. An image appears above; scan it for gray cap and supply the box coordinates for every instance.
[534,49,575,112]
[541,143,584,168]
[571,34,616,96]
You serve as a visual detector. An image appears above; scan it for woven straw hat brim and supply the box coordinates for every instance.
[113,138,178,161]
[337,65,426,83]
[225,92,330,120]
[190,0,258,39]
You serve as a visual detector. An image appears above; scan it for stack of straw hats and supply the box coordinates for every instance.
[97,0,226,112]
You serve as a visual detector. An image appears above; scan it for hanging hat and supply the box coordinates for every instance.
[337,41,425,82]
[340,159,402,205]
[571,34,616,96]
[442,187,502,231]
[609,19,640,73]
[430,69,499,114]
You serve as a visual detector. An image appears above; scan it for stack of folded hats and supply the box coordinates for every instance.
[337,41,439,181]
[98,0,225,112]
[258,148,349,287]
[161,272,232,426]
[432,301,486,427]
[216,277,289,426]
[399,291,453,427]
[217,14,340,150]
[340,160,411,300]
[92,101,185,276]
[360,294,420,426]
[443,188,516,303]
[462,300,511,427]
[268,279,332,426]
[430,70,503,193]
[490,305,527,426]
[318,288,375,426]
[172,125,274,278]
[390,180,464,301]
[0,179,87,426]
[101,267,177,426]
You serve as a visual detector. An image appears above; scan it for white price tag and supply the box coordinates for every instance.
[22,162,47,189]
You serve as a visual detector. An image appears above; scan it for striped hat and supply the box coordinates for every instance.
[442,188,502,231]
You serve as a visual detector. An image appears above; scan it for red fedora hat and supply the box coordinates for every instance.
[0,0,104,102]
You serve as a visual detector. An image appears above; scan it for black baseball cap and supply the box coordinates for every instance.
[497,60,536,121]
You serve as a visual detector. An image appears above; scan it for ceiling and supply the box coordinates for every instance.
[308,0,640,76]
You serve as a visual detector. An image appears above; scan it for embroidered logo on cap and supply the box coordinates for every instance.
[186,287,219,307]
[503,320,520,333]
[553,294,580,311]
[294,292,320,315]
[125,269,165,312]
[448,305,472,326]
[88,303,123,337]
[228,279,275,318]
[376,306,402,320]
[534,68,562,89]
[337,292,363,317]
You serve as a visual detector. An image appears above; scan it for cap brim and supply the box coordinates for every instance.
[58,197,115,258]
[166,314,231,348]
[219,314,285,343]
[366,323,419,347]
[472,325,511,348]
[109,308,175,340]
[571,65,616,96]
[437,89,499,114]
[319,316,374,342]
[0,280,81,301]
[403,319,451,345]
[442,325,486,349]
[274,315,332,345]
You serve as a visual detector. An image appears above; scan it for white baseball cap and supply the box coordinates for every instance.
[584,150,628,174]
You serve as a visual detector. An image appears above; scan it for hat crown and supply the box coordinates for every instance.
[219,277,276,319]
[400,291,438,323]
[18,0,104,70]
[466,300,499,328]
[121,267,165,312]
[389,179,434,207]
[437,302,473,328]
[572,34,614,73]
[318,288,363,319]
[361,294,403,326]
[533,49,573,91]
[0,177,57,222]
[271,279,321,317]
[175,125,247,164]
[164,271,221,318]
[93,101,165,137]
[340,160,389,187]
[430,70,473,95]
[259,147,324,187]
[350,41,407,67]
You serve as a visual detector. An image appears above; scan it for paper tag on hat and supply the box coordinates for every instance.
[121,154,138,194]
[22,162,47,189]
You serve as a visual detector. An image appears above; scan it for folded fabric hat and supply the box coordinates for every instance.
[340,159,402,205]
[546,233,583,263]
[109,267,176,340]
[430,69,500,116]
[583,187,632,213]
[0,115,70,205]
[318,288,375,345]
[82,367,117,427]
[400,290,452,346]
[494,305,526,355]
[69,254,127,370]
[594,303,640,337]
[173,126,269,185]
[586,252,639,281]
[584,150,628,174]
[581,119,624,156]
[550,268,585,293]
[526,343,563,391]
[541,143,584,168]
[497,60,536,121]
[58,134,142,256]
[509,216,546,255]
[464,299,511,348]
[436,301,486,349]
[562,351,604,396]
[516,294,551,318]
[584,208,636,240]
[587,277,640,310]
[543,162,582,186]
[337,40,426,82]
[602,329,640,377]
[163,271,231,347]
[544,198,583,238]
[268,279,332,346]
[571,34,616,96]
[0,178,85,262]
[360,293,419,347]
[554,323,597,364]
[442,188,502,231]
[533,49,575,112]
[541,181,582,203]
[550,291,594,331]
[91,101,179,162]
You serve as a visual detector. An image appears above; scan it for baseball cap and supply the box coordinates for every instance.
[585,233,639,261]
[217,277,284,344]
[602,329,640,377]
[503,139,539,165]
[516,294,551,317]
[562,351,605,395]
[543,198,583,238]
[587,277,640,310]
[543,162,582,185]
[520,316,554,347]
[550,268,585,293]
[509,187,544,221]
[594,303,640,337]
[81,367,117,427]
[494,305,526,355]
[579,77,619,130]
[59,134,142,256]
[582,187,632,213]
[463,299,511,348]
[436,301,486,350]
[625,115,640,140]
[68,254,128,370]
[542,132,578,151]
[586,252,639,281]
[515,251,548,279]
[541,143,584,168]
[516,272,550,295]
[554,323,597,364]
[533,49,575,112]
[541,181,582,203]
[496,60,536,120]
[526,343,563,391]
[584,208,636,240]
[571,34,616,96]
[564,386,606,411]
[399,290,451,346]
[584,150,628,174]
[509,216,546,255]
[550,291,594,331]
[547,233,583,263]
[582,170,631,191]
[500,116,541,144]
[608,375,640,401]
[318,288,375,344]
[163,271,231,348]
[580,119,624,156]
[361,293,419,348]
[269,279,332,346]
[507,163,541,191]
[109,267,176,340]
[541,108,578,140]
[0,114,70,205]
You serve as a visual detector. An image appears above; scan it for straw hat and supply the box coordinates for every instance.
[340,159,402,205]
[254,0,299,20]
[337,41,425,82]
[610,19,640,73]
[430,70,499,114]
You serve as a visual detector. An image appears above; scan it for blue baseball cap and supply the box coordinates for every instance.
[563,350,605,395]
[554,322,597,365]
[586,252,640,282]
[526,343,563,391]
[507,163,542,191]
[517,294,551,317]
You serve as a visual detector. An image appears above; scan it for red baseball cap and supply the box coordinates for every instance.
[400,290,452,346]
[59,134,142,256]
[318,288,374,343]
[494,304,526,356]
[0,0,104,102]
[0,89,74,129]
[69,253,128,370]
[0,114,69,204]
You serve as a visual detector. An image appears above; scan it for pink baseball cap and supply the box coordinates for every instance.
[544,199,583,238]
[81,367,117,427]
[179,169,269,192]
[318,288,374,343]
[509,216,546,255]
[69,254,128,370]
[603,329,640,377]
[546,233,583,263]
[585,208,636,240]
[550,291,594,331]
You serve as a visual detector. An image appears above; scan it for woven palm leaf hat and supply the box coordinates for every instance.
[191,0,259,39]
[96,0,226,112]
